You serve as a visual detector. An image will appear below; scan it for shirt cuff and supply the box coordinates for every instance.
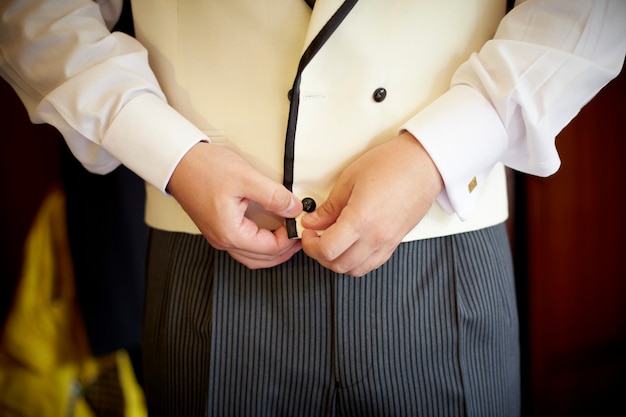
[101,93,207,192]
[402,84,508,221]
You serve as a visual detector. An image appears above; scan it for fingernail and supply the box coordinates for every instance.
[288,196,301,213]
[302,211,319,225]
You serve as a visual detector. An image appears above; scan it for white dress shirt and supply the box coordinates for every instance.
[1,0,624,222]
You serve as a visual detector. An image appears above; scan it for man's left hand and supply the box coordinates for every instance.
[300,131,443,277]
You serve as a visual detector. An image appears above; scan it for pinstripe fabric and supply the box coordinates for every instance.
[143,223,520,417]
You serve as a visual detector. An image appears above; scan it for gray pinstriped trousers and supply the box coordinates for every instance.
[142,223,520,416]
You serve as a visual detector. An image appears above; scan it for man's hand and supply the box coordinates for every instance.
[167,142,303,269]
[300,131,443,277]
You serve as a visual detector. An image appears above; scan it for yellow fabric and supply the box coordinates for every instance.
[0,187,146,417]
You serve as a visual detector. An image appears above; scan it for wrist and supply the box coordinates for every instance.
[397,131,444,197]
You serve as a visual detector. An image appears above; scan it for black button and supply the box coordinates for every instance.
[287,89,293,101]
[373,87,387,102]
[302,197,316,213]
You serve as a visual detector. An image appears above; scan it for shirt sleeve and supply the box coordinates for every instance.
[402,0,626,220]
[0,0,206,192]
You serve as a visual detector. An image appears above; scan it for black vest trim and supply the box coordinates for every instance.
[283,0,512,238]
[284,0,359,238]
[507,0,515,12]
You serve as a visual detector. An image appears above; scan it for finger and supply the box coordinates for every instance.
[301,222,360,271]
[303,230,394,277]
[229,241,302,269]
[224,217,295,253]
[345,247,395,277]
[232,224,299,256]
[228,226,302,268]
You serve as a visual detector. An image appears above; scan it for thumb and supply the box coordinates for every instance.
[246,176,302,219]
[301,191,346,230]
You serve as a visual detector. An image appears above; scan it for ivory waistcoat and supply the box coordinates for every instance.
[132,0,510,241]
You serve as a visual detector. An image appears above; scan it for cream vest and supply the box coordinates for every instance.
[132,0,509,241]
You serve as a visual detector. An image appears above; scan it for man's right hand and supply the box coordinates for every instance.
[167,142,303,269]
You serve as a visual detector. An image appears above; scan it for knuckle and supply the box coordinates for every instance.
[348,263,373,278]
[374,229,395,247]
[318,243,340,263]
[332,262,351,275]
[348,270,366,278]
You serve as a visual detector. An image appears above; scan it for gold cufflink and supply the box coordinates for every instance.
[468,176,478,193]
